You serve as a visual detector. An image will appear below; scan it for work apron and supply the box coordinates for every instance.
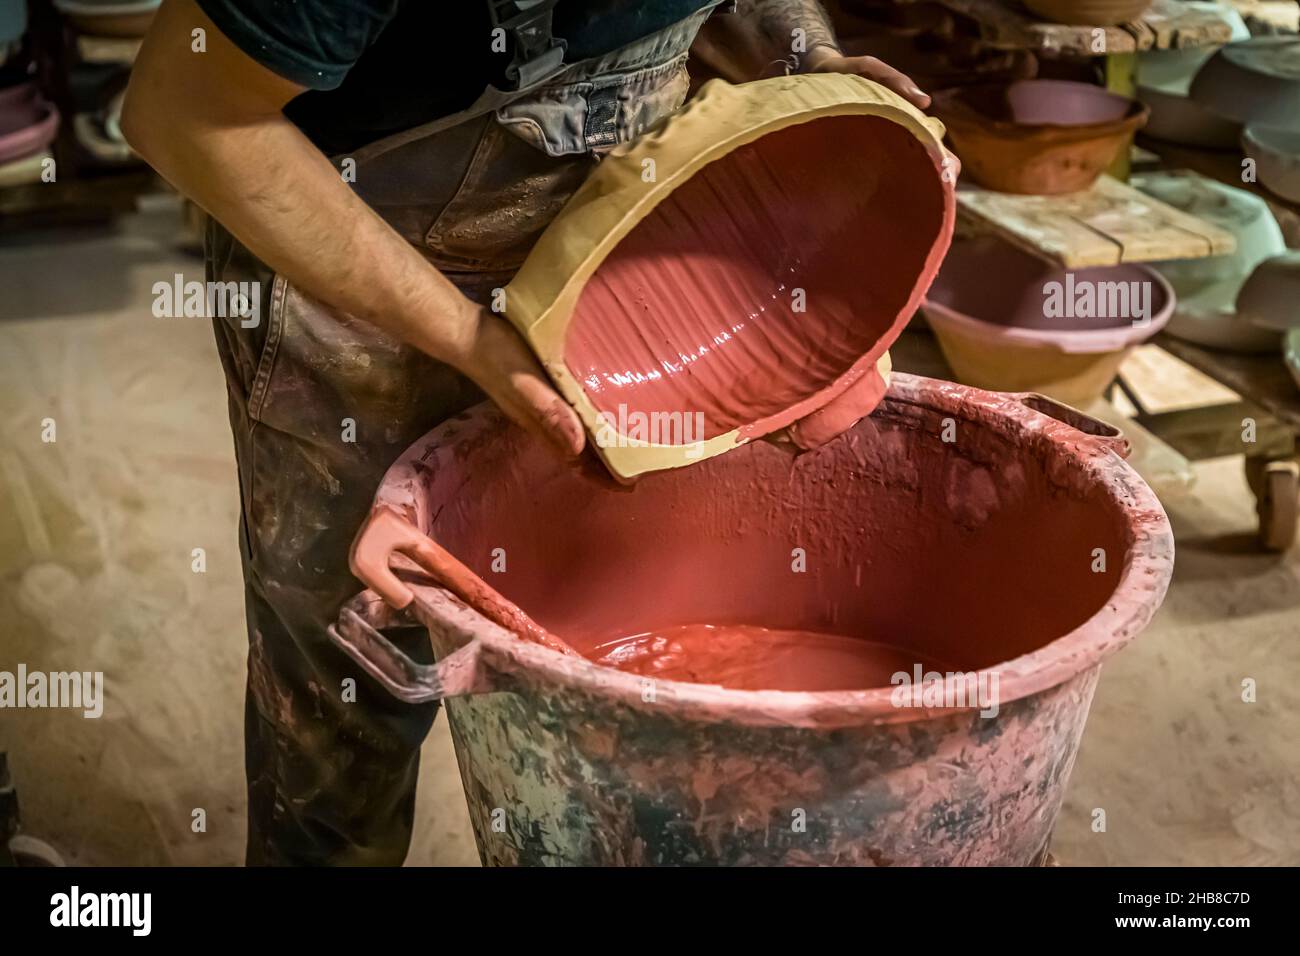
[206,5,719,866]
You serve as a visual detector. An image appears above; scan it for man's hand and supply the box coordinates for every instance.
[454,306,587,459]
[122,0,584,459]
[802,46,930,109]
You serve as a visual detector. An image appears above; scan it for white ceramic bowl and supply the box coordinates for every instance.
[1137,2,1249,90]
[1190,36,1300,133]
[1139,83,1240,148]
[1133,172,1285,352]
[1285,328,1300,392]
[1237,250,1300,333]
[1243,124,1300,203]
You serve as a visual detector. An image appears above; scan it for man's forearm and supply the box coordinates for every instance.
[121,0,585,456]
[127,109,477,363]
[737,0,840,61]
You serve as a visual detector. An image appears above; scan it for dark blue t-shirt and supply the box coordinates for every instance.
[195,0,710,153]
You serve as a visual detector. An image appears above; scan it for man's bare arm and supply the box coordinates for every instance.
[121,0,584,457]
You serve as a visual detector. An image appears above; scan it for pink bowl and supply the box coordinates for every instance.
[925,236,1175,351]
[0,82,59,164]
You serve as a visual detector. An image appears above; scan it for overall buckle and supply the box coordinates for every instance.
[489,0,568,89]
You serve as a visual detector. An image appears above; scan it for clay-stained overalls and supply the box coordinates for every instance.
[206,3,720,865]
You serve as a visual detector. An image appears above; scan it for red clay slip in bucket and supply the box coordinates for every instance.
[331,374,1174,866]
[503,73,956,479]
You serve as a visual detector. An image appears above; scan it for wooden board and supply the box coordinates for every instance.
[956,174,1237,267]
[1119,343,1241,413]
[925,0,1235,55]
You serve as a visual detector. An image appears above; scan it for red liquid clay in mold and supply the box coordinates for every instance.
[563,114,948,442]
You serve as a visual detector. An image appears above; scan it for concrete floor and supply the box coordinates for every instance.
[1,201,1297,866]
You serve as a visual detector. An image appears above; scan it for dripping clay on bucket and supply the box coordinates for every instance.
[330,75,1175,867]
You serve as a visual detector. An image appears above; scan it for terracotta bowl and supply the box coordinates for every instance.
[920,236,1174,404]
[1243,124,1300,204]
[931,80,1148,194]
[1023,0,1152,27]
[1190,36,1300,133]
[0,81,59,165]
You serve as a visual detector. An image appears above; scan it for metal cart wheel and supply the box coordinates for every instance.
[1246,457,1300,552]
[6,834,65,867]
[0,753,66,867]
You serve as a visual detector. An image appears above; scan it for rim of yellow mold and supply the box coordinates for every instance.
[503,73,955,479]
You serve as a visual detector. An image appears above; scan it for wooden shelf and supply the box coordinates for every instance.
[922,0,1236,55]
[0,170,160,231]
[1156,333,1300,432]
[956,173,1236,267]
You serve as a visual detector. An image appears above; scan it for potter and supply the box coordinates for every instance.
[123,0,937,865]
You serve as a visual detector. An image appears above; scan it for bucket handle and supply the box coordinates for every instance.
[1015,393,1131,459]
[326,591,495,703]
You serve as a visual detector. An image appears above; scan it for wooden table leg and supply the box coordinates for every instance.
[1105,51,1137,182]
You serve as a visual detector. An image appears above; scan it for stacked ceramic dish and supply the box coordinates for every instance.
[930,79,1147,194]
[920,236,1174,404]
[73,86,136,165]
[1191,36,1300,134]
[1137,1,1250,148]
[1023,0,1151,26]
[1134,172,1293,353]
[1234,251,1300,392]
[1198,38,1300,204]
[0,0,25,68]
[53,0,156,165]
[0,0,46,186]
[53,0,160,38]
[0,79,59,187]
[1243,125,1300,203]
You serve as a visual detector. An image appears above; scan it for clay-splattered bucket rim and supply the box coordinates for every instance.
[366,373,1174,730]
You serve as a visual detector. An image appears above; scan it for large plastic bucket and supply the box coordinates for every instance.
[330,373,1173,866]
